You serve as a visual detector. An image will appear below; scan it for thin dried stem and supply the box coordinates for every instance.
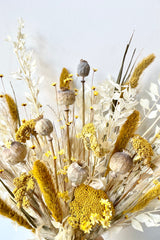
[47,136,59,192]
[65,106,71,164]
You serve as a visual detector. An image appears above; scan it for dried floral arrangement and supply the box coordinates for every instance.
[1,19,160,240]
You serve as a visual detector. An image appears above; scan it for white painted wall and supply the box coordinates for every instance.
[0,0,160,239]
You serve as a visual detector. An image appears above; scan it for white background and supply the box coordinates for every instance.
[0,0,160,239]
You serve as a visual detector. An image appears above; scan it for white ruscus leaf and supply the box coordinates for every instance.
[131,219,143,232]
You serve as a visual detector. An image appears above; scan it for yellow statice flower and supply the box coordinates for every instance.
[68,184,114,233]
[132,134,153,164]
[80,221,92,234]
[13,172,35,208]
[60,68,71,89]
[15,119,36,143]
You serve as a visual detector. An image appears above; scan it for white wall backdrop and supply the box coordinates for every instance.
[0,0,160,239]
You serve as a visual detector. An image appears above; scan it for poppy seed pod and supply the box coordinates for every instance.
[109,152,133,174]
[2,141,27,164]
[77,59,90,77]
[58,89,75,106]
[67,162,88,186]
[35,118,53,136]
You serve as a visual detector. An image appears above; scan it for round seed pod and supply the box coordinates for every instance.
[77,59,90,77]
[67,162,88,187]
[2,141,27,164]
[35,118,53,136]
[58,89,75,106]
[109,152,133,174]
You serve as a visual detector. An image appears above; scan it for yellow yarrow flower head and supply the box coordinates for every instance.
[68,184,114,232]
[15,119,36,143]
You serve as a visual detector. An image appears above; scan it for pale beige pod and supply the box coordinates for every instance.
[67,162,88,186]
[109,152,133,174]
[58,89,75,106]
[2,141,27,164]
[77,59,90,77]
[35,118,53,136]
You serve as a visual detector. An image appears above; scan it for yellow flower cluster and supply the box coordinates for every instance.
[126,54,155,88]
[57,165,69,175]
[112,110,140,154]
[5,94,18,123]
[32,160,62,222]
[0,197,33,231]
[15,119,36,143]
[68,184,114,233]
[58,191,70,202]
[124,181,160,214]
[132,134,153,164]
[80,123,105,157]
[13,172,35,208]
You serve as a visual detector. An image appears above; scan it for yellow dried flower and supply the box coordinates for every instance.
[57,165,69,175]
[126,54,155,88]
[68,184,114,232]
[90,106,93,110]
[51,82,57,86]
[92,86,96,90]
[112,110,140,154]
[13,172,35,208]
[0,169,4,174]
[80,123,105,157]
[0,74,4,77]
[4,94,18,123]
[32,160,62,222]
[93,68,98,72]
[60,68,70,89]
[21,103,27,107]
[15,119,36,143]
[75,115,78,119]
[45,151,52,157]
[0,94,4,98]
[132,134,153,164]
[58,149,65,155]
[0,197,33,230]
[93,90,99,96]
[58,191,70,202]
[124,181,160,214]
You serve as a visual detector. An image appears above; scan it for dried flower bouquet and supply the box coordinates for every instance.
[0,19,160,240]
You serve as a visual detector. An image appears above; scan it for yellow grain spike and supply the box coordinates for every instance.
[123,181,160,214]
[5,94,18,123]
[112,110,140,154]
[0,197,33,230]
[60,68,70,89]
[126,54,155,88]
[32,160,62,222]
